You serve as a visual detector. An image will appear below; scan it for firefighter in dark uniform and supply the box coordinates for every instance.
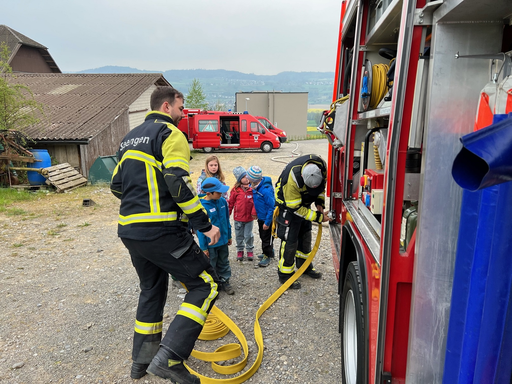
[274,154,330,289]
[110,87,220,383]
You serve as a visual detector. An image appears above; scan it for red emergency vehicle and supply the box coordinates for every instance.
[321,0,512,383]
[177,108,201,142]
[178,110,281,153]
[255,116,288,143]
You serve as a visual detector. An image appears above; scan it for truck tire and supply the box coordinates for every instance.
[341,261,365,384]
[202,147,214,153]
[261,142,273,153]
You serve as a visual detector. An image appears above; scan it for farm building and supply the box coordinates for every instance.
[12,73,171,177]
[0,24,61,74]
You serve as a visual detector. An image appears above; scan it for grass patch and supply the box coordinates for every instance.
[47,230,59,236]
[0,188,38,213]
[78,222,91,227]
[6,208,27,216]
[56,223,68,228]
[12,243,24,248]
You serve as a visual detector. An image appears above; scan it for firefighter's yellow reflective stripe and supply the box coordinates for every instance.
[305,209,316,221]
[277,241,295,274]
[279,263,295,274]
[134,320,163,335]
[121,150,162,171]
[118,212,178,225]
[198,270,219,312]
[164,157,189,170]
[112,162,121,177]
[183,175,197,195]
[148,110,173,120]
[296,250,309,260]
[178,195,203,215]
[147,163,160,213]
[177,302,208,326]
[187,226,323,382]
[162,124,191,173]
[285,197,302,207]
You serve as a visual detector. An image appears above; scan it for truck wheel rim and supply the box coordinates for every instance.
[343,289,357,384]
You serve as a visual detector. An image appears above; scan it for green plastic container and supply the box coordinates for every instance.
[89,156,118,185]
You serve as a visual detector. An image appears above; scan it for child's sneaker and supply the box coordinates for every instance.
[247,252,254,261]
[223,282,235,295]
[258,255,271,267]
[237,251,243,261]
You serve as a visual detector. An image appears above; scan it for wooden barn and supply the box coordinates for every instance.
[14,73,171,177]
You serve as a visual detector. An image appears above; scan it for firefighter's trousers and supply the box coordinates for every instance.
[275,208,314,280]
[121,232,219,364]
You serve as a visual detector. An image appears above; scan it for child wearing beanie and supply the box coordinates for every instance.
[247,166,276,267]
[228,166,256,261]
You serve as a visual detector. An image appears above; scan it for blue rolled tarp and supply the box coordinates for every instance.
[452,113,512,191]
[444,114,512,384]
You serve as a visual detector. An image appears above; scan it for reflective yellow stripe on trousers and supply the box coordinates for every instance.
[134,320,163,335]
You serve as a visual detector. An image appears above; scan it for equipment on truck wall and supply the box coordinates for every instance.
[400,202,417,250]
[326,0,512,383]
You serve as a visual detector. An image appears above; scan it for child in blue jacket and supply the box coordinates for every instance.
[196,177,234,295]
[247,166,276,267]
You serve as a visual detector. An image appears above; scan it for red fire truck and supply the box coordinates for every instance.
[177,109,281,153]
[321,0,512,383]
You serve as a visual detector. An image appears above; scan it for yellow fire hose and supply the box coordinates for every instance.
[185,224,323,383]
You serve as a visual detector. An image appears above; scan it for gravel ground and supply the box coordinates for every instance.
[0,139,342,383]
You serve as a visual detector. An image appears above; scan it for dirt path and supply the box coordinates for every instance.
[0,139,341,383]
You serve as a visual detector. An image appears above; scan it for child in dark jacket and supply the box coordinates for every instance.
[228,166,256,262]
[196,177,234,295]
[247,166,276,267]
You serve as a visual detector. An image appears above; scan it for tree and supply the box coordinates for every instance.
[209,100,228,111]
[185,78,209,110]
[0,42,44,133]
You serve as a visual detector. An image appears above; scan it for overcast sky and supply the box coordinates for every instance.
[4,0,342,75]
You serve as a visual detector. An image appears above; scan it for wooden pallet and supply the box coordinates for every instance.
[44,163,88,193]
[10,184,51,191]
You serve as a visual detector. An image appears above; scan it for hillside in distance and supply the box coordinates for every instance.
[77,66,334,108]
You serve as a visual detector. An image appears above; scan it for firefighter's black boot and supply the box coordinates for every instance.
[279,276,301,289]
[305,266,323,279]
[130,362,149,379]
[147,346,200,384]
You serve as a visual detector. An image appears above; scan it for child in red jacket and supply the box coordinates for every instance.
[229,166,256,261]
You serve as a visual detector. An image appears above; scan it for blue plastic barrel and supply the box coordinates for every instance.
[27,149,51,185]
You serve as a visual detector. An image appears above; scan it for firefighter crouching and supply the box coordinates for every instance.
[274,154,331,289]
[110,86,220,383]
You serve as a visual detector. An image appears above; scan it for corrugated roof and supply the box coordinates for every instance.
[9,73,171,141]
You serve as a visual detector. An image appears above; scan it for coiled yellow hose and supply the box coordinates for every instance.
[185,225,323,383]
[370,63,390,109]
